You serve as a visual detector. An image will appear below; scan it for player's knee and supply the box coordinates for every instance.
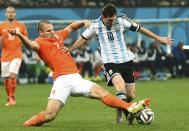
[89,84,109,99]
[9,73,17,79]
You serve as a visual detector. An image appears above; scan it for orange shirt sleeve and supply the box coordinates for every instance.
[57,29,70,39]
[0,25,2,36]
[21,23,28,37]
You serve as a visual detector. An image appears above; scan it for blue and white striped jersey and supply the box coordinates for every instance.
[82,14,140,64]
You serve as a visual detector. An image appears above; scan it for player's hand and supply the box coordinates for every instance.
[157,37,174,46]
[8,29,20,36]
[60,45,70,53]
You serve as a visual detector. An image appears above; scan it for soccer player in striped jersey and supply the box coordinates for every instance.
[69,4,173,124]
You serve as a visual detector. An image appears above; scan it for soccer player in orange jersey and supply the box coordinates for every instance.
[8,20,150,127]
[0,6,28,106]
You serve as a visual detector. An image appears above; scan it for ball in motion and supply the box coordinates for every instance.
[136,107,154,124]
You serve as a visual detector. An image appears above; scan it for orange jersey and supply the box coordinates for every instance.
[35,29,79,80]
[0,20,28,62]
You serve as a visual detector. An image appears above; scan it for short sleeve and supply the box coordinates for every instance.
[81,23,96,40]
[58,29,70,39]
[22,23,28,37]
[0,25,2,36]
[122,15,141,32]
[122,16,132,29]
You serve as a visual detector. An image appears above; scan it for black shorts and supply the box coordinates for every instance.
[103,60,135,86]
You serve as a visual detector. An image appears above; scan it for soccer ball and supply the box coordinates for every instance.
[136,107,154,124]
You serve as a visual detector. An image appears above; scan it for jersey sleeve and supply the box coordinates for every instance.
[58,29,70,39]
[34,38,42,46]
[122,15,141,32]
[81,23,96,40]
[22,23,28,37]
[0,25,2,36]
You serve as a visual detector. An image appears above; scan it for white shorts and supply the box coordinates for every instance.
[1,58,22,78]
[48,73,95,104]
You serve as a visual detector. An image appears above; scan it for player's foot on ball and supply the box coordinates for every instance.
[127,98,150,113]
[127,113,136,125]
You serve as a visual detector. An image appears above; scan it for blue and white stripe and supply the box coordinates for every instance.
[82,14,135,64]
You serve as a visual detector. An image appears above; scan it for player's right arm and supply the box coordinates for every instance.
[69,22,95,52]
[8,30,39,51]
[69,36,87,52]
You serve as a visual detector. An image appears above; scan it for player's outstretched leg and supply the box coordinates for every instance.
[90,84,150,116]
[102,93,150,113]
[23,99,63,127]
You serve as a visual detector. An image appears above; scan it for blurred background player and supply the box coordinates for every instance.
[69,3,173,124]
[8,20,150,127]
[0,6,28,106]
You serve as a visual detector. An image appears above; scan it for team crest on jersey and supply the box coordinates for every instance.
[114,24,120,30]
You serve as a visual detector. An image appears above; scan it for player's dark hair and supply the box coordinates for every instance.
[38,20,52,31]
[102,4,117,17]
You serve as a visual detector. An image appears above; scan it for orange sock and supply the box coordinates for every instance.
[102,94,132,110]
[4,79,11,97]
[24,112,46,126]
[12,78,17,97]
[7,79,14,97]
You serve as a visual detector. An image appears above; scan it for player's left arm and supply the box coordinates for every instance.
[123,15,173,46]
[65,20,91,33]
[138,26,174,46]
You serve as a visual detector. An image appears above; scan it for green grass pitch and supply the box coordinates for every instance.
[0,78,189,131]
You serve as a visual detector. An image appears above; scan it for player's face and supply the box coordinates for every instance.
[102,15,117,27]
[5,7,16,21]
[41,24,55,38]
